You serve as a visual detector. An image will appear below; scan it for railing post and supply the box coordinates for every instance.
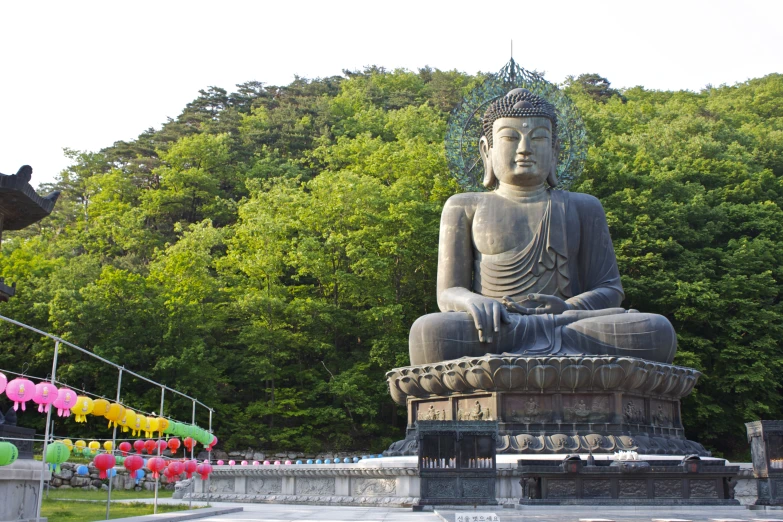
[105,368,123,520]
[35,340,59,521]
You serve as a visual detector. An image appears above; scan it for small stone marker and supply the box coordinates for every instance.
[709,519,749,522]
[651,519,692,522]
[752,519,783,522]
[579,519,616,522]
[455,514,499,522]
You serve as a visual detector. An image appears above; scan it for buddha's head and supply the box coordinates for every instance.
[479,89,559,189]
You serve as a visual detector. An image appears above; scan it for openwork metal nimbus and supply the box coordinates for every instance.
[445,58,587,191]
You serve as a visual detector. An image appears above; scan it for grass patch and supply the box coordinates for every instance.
[42,499,187,522]
[46,488,174,500]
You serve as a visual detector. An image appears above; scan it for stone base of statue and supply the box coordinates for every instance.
[385,355,709,457]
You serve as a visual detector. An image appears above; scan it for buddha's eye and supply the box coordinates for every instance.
[500,135,518,141]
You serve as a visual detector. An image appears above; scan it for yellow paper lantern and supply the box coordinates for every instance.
[61,439,73,451]
[148,417,160,435]
[92,399,110,417]
[74,440,86,450]
[157,418,169,436]
[88,440,100,452]
[132,414,144,437]
[103,441,113,452]
[70,396,95,423]
[119,409,136,433]
[143,416,153,438]
[105,402,126,429]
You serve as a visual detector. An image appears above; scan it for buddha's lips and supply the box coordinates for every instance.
[516,159,535,166]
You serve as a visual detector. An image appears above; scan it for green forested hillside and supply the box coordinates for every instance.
[1,68,781,458]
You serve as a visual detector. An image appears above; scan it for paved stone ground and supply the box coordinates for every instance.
[121,499,783,522]
[437,506,783,522]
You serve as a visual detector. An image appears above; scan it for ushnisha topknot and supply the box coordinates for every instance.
[482,88,558,148]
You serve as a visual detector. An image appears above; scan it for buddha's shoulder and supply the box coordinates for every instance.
[564,191,606,216]
[442,192,488,216]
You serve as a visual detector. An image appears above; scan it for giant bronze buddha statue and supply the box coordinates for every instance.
[388,88,706,458]
[409,89,676,366]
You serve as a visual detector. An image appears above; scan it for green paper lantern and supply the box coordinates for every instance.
[116,456,125,465]
[82,447,95,457]
[46,442,71,473]
[163,420,177,435]
[0,442,18,466]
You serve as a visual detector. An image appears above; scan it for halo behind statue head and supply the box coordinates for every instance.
[445,59,587,191]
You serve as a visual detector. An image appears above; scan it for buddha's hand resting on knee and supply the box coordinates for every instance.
[461,295,511,343]
[502,293,571,315]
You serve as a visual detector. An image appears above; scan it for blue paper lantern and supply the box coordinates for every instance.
[306,459,313,464]
[352,457,359,463]
[295,460,302,465]
[76,465,89,475]
[333,458,341,463]
[134,469,145,484]
[324,459,332,464]
[377,454,383,458]
[315,459,322,464]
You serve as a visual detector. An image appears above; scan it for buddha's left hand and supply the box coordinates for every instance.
[502,293,571,315]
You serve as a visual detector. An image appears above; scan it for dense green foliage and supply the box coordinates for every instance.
[1,67,781,458]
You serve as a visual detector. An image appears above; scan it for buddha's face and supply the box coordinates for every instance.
[483,116,554,188]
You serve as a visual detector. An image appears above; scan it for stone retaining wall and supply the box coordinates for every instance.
[47,461,179,491]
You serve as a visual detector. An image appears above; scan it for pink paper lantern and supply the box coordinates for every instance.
[263,460,270,465]
[217,460,224,465]
[32,382,58,413]
[285,460,292,465]
[274,460,281,465]
[5,378,35,411]
[252,460,260,466]
[241,460,248,466]
[228,460,236,466]
[0,372,7,395]
[52,388,77,417]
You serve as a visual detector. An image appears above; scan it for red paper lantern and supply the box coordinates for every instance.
[119,442,132,456]
[133,440,145,454]
[156,440,167,454]
[143,439,156,454]
[183,459,198,479]
[196,462,213,480]
[167,438,181,452]
[124,455,143,474]
[183,437,195,452]
[208,435,218,450]
[167,460,184,479]
[147,457,166,479]
[94,454,116,479]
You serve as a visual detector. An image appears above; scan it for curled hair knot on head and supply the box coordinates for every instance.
[481,89,558,148]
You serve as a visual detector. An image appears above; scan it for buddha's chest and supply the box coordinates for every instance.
[471,199,549,255]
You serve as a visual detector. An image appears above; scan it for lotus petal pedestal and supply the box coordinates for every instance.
[385,355,708,456]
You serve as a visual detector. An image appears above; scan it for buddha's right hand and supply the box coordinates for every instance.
[462,295,511,343]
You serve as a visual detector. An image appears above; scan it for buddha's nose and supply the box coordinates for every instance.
[517,135,532,155]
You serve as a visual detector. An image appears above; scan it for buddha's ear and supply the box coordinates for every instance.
[546,137,561,188]
[479,136,496,189]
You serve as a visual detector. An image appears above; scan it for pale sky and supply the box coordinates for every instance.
[1,0,781,188]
